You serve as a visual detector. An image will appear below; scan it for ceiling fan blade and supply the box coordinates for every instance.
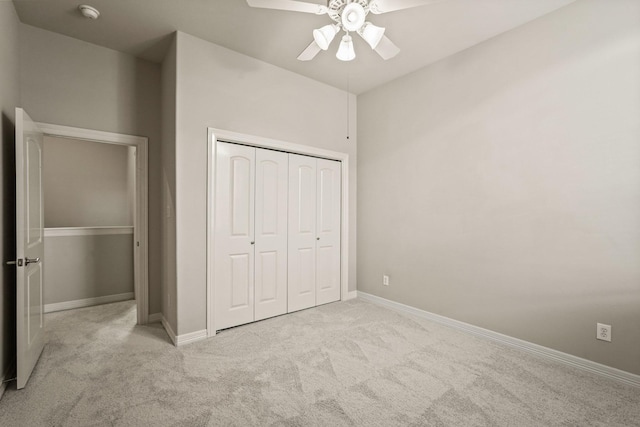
[297,41,322,61]
[247,0,328,14]
[369,0,443,14]
[374,35,400,60]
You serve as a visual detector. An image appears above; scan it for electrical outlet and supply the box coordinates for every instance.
[597,323,611,342]
[382,275,389,286]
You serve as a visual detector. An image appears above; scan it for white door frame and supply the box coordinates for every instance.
[36,122,149,325]
[207,128,350,337]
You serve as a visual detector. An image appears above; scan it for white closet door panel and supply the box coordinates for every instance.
[316,159,341,305]
[254,148,288,321]
[215,142,255,330]
[288,154,317,312]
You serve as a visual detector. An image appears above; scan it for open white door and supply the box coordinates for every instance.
[15,108,45,389]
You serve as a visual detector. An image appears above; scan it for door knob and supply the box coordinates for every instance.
[25,257,40,265]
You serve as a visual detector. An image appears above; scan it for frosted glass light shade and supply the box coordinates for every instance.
[336,34,356,61]
[313,24,340,50]
[358,22,385,49]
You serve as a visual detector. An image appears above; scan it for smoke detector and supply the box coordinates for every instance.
[78,5,100,20]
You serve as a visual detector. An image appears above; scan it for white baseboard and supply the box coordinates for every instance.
[0,360,15,401]
[346,290,358,300]
[44,292,134,313]
[176,329,208,346]
[159,315,206,347]
[148,313,162,323]
[358,292,640,388]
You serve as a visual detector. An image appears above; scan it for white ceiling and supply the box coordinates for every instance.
[12,0,575,94]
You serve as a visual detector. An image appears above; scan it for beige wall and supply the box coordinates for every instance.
[161,35,177,330]
[43,136,132,227]
[0,1,20,390]
[174,31,357,335]
[19,24,163,315]
[44,233,134,305]
[357,0,640,375]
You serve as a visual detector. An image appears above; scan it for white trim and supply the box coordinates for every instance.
[0,360,15,401]
[206,131,216,338]
[346,290,358,300]
[44,292,134,313]
[38,122,150,325]
[37,123,146,146]
[358,292,640,388]
[206,128,350,337]
[176,330,208,346]
[160,314,206,347]
[161,316,177,346]
[148,313,163,323]
[44,226,133,237]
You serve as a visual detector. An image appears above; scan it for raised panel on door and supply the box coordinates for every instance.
[214,142,255,330]
[254,148,288,321]
[316,158,341,305]
[288,154,317,313]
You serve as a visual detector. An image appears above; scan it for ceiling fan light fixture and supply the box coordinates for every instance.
[336,34,356,61]
[313,24,340,50]
[341,3,366,32]
[358,22,385,49]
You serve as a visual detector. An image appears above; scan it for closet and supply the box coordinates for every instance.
[214,141,341,330]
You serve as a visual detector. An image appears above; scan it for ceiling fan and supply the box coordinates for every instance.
[246,0,440,62]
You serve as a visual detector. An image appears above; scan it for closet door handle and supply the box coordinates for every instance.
[250,241,255,245]
[25,257,40,265]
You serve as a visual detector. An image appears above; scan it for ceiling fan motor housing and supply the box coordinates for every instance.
[342,3,366,31]
[328,0,370,29]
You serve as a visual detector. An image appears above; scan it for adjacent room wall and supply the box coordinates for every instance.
[0,1,20,396]
[174,31,357,335]
[357,0,640,374]
[43,136,132,227]
[42,136,134,309]
[19,24,163,316]
[44,233,134,308]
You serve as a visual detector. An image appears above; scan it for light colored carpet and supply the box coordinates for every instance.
[0,299,638,426]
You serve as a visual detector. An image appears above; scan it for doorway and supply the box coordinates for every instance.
[37,123,149,324]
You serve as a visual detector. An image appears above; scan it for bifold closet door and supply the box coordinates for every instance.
[215,142,289,330]
[288,154,341,313]
[316,158,341,305]
[288,154,317,312]
[254,149,288,321]
[214,142,255,330]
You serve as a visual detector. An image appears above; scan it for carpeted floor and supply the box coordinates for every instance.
[0,299,638,426]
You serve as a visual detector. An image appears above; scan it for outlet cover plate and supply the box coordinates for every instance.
[597,323,611,342]
[383,275,389,286]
